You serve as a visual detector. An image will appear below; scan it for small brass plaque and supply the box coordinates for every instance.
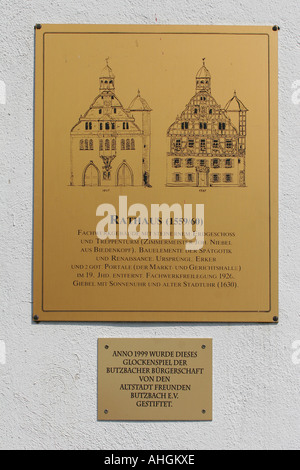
[98,338,212,421]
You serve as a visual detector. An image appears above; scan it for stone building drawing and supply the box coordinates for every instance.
[70,60,152,187]
[166,60,248,187]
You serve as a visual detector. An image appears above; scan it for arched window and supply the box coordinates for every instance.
[99,139,103,151]
[99,123,103,130]
[80,140,84,150]
[89,122,92,130]
[89,139,93,150]
[105,122,110,130]
[126,139,130,150]
[105,139,110,150]
[131,138,135,150]
[85,122,88,130]
[85,139,89,150]
[121,139,125,150]
[112,139,116,150]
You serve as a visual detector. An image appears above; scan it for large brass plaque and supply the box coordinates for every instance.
[98,338,212,421]
[34,25,278,322]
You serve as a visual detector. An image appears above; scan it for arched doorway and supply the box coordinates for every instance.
[83,161,100,186]
[116,161,134,186]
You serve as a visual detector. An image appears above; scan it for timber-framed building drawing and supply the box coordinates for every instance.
[166,60,248,187]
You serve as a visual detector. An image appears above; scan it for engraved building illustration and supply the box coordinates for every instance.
[166,60,248,187]
[70,60,152,187]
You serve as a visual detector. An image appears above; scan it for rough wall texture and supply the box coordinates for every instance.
[0,0,299,450]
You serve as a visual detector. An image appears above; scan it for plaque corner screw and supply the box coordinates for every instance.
[202,409,206,414]
[104,409,109,414]
[273,316,279,322]
[35,24,42,30]
[105,345,109,349]
[202,345,206,350]
[272,25,280,31]
[33,315,39,322]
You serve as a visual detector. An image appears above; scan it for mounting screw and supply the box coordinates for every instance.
[202,345,206,350]
[272,25,280,31]
[105,345,109,349]
[202,409,206,414]
[273,316,279,322]
[33,315,39,322]
[35,24,42,30]
[104,409,109,414]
